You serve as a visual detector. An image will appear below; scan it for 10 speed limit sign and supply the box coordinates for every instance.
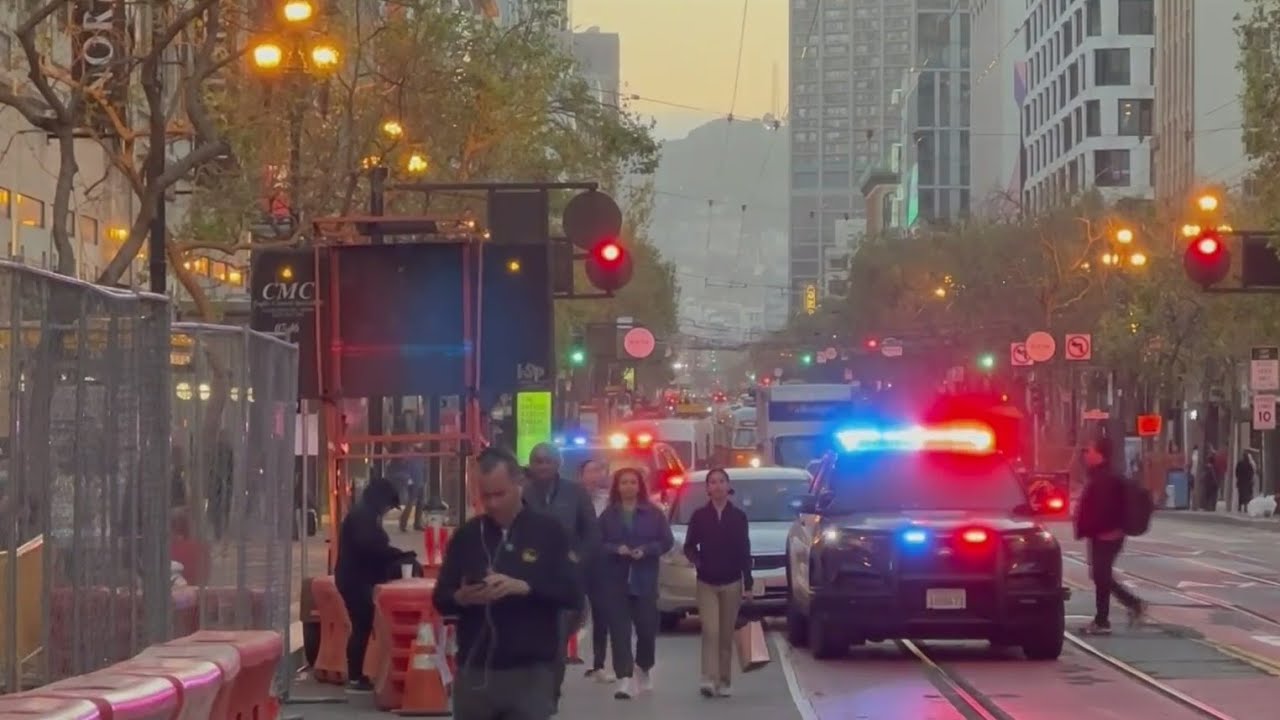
[1254,394,1277,430]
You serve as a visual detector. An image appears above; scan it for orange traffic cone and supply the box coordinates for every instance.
[394,622,450,717]
[443,623,458,677]
[566,627,583,665]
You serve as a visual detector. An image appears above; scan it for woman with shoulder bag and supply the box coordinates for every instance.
[598,467,674,700]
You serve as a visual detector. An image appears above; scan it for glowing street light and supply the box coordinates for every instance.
[1181,224,1201,238]
[1129,252,1148,267]
[1197,193,1219,213]
[932,286,947,299]
[1115,228,1134,244]
[310,43,340,71]
[251,41,284,70]
[381,120,404,138]
[282,0,315,23]
[405,151,429,175]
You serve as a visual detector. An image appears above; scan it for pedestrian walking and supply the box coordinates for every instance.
[433,448,583,720]
[523,442,599,712]
[1075,436,1147,635]
[1201,446,1220,511]
[335,475,416,692]
[1235,452,1255,511]
[681,468,753,698]
[598,467,674,699]
[579,458,615,683]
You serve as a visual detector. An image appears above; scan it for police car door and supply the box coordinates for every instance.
[789,453,833,594]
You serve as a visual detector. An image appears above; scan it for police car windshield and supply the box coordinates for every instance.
[774,435,832,468]
[823,452,1026,513]
[672,476,810,524]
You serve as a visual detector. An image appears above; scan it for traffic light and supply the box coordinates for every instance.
[584,238,634,292]
[800,353,813,365]
[1183,229,1231,288]
[864,337,879,350]
[977,353,995,371]
[569,347,586,366]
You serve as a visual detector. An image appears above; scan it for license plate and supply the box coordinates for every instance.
[925,588,966,610]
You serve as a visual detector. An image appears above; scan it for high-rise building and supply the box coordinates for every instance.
[969,0,1027,215]
[1152,0,1250,212]
[494,0,568,29]
[1021,0,1155,213]
[570,28,621,107]
[788,0,914,312]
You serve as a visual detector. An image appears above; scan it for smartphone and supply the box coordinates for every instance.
[464,570,488,586]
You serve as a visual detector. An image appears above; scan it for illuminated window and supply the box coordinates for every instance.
[79,216,99,245]
[227,268,244,286]
[15,194,45,228]
[212,261,228,281]
[194,257,209,275]
[0,188,10,219]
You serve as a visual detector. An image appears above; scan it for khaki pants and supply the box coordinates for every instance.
[696,580,743,687]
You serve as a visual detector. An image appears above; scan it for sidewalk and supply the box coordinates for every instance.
[1159,509,1280,532]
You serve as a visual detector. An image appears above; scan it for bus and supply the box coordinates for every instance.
[756,383,854,468]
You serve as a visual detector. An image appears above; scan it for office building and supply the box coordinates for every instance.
[788,0,914,311]
[1022,0,1155,213]
[570,28,621,107]
[969,0,1027,214]
[495,0,568,29]
[1153,0,1250,211]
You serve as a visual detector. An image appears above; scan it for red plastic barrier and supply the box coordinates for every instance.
[172,586,201,637]
[166,630,281,720]
[196,588,268,630]
[137,643,241,720]
[0,696,101,720]
[47,588,142,679]
[112,657,223,720]
[369,579,439,712]
[309,577,350,684]
[32,672,180,720]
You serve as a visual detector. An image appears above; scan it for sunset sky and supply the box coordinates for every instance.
[571,0,788,139]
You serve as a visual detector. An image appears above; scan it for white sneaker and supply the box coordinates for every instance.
[637,669,653,693]
[614,677,635,700]
[715,683,733,697]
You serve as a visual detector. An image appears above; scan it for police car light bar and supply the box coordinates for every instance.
[553,435,589,447]
[834,423,995,454]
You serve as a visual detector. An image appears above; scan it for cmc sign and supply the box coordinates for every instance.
[804,285,818,315]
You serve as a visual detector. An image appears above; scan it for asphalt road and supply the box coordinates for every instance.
[285,512,1280,719]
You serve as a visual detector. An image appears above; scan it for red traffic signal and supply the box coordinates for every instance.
[585,238,634,292]
[865,338,879,350]
[1136,414,1162,437]
[1183,230,1230,288]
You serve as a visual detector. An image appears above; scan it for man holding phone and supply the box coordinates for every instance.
[434,448,583,720]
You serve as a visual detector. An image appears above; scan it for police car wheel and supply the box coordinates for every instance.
[785,603,808,648]
[1021,606,1066,660]
[809,613,846,659]
[659,612,682,632]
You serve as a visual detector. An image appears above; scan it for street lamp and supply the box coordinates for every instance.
[381,120,405,139]
[405,151,429,175]
[932,286,947,299]
[282,0,315,23]
[1181,224,1201,238]
[1115,228,1134,244]
[1129,252,1148,267]
[1197,193,1220,213]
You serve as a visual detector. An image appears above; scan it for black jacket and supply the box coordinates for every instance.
[433,509,583,670]
[682,501,753,591]
[1074,465,1126,540]
[523,474,601,565]
[335,477,409,593]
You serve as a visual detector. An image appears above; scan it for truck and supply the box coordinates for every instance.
[755,383,855,468]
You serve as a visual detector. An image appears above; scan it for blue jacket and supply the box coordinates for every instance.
[598,502,674,597]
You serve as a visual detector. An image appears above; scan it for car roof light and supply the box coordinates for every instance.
[635,432,654,448]
[572,436,588,446]
[1046,495,1065,511]
[903,529,928,544]
[961,528,989,544]
[608,432,629,449]
[668,474,685,486]
[834,422,995,454]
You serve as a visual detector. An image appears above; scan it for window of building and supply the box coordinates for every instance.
[1117,99,1153,136]
[15,194,44,228]
[1118,0,1153,35]
[959,74,971,127]
[1085,0,1101,36]
[793,172,819,189]
[1094,48,1130,86]
[960,14,971,68]
[1094,150,1131,187]
[0,188,10,219]
[917,13,950,67]
[1085,100,1101,136]
[959,131,970,185]
[79,215,99,246]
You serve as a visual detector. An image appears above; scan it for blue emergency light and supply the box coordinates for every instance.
[834,423,995,454]
[553,434,589,447]
[902,529,928,545]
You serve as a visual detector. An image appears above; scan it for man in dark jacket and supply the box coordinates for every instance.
[434,448,582,720]
[335,475,414,691]
[522,442,598,710]
[1075,436,1146,635]
[1235,453,1255,511]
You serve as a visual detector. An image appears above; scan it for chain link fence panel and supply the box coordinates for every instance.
[169,323,298,694]
[0,264,172,691]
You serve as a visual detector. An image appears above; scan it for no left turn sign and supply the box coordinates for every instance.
[1064,333,1092,361]
[1010,342,1032,367]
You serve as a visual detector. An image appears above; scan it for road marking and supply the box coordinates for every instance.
[1177,580,1229,589]
[1065,633,1238,720]
[770,632,818,720]
[1202,639,1280,677]
[900,640,1004,720]
[1254,635,1280,647]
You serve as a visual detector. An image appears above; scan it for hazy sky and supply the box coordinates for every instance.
[571,0,788,139]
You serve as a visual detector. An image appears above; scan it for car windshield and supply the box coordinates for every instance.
[672,475,811,524]
[732,428,756,448]
[560,447,657,482]
[665,440,694,467]
[821,452,1027,513]
[774,435,832,468]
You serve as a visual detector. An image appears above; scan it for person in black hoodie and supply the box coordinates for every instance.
[682,468,752,698]
[335,475,415,692]
[433,448,583,720]
[1074,435,1147,635]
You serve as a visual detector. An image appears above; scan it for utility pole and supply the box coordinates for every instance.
[147,0,166,294]
[367,167,389,478]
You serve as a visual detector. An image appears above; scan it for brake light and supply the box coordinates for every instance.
[635,432,654,448]
[961,528,990,544]
[667,474,685,487]
[1046,495,1065,512]
[608,432,628,449]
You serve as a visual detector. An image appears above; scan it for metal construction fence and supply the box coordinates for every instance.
[169,323,298,694]
[0,263,172,692]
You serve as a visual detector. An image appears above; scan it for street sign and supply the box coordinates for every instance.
[1136,414,1162,437]
[621,327,656,359]
[1010,342,1032,367]
[1064,333,1092,361]
[1253,394,1276,430]
[1025,331,1056,362]
[1250,347,1279,391]
[881,337,903,357]
[1082,408,1110,420]
[773,367,783,378]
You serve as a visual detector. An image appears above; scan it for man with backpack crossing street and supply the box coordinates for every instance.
[1075,435,1150,635]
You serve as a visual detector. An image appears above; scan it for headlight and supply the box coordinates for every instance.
[1005,528,1057,550]
[818,527,842,545]
[749,457,761,468]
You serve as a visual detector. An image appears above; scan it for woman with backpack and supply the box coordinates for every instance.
[1075,435,1148,635]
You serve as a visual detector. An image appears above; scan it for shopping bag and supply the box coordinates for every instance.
[735,620,771,673]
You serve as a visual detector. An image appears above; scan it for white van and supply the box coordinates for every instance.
[619,418,714,470]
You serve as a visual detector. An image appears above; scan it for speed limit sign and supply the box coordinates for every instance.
[1253,394,1276,430]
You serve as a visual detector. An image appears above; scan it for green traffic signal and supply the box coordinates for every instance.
[977,353,995,370]
[569,348,586,366]
[801,353,813,365]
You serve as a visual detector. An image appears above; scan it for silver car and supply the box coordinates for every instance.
[657,467,813,629]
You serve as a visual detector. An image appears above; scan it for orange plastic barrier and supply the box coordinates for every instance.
[172,586,201,637]
[0,696,101,719]
[137,642,241,720]
[310,576,350,684]
[396,622,450,716]
[369,578,439,712]
[421,527,453,577]
[197,587,268,630]
[165,631,281,720]
[32,672,180,720]
[112,657,223,720]
[47,588,143,678]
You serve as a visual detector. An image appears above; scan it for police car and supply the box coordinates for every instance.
[785,422,1067,660]
[554,431,688,497]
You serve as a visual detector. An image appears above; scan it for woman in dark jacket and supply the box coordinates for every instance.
[598,467,674,700]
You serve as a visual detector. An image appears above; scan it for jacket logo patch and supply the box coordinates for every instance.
[567,550,579,563]
[522,548,539,563]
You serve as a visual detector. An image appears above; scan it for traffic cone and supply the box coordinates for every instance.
[566,626,583,665]
[394,622,450,717]
[422,528,437,569]
[443,622,458,677]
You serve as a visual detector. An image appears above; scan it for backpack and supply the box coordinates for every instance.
[1122,478,1155,536]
